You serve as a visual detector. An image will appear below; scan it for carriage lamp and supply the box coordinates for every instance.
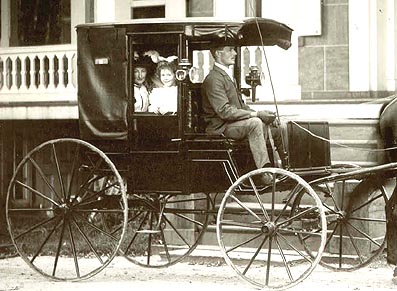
[245,66,262,102]
[175,58,192,82]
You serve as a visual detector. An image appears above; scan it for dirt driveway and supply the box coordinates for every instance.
[0,254,396,291]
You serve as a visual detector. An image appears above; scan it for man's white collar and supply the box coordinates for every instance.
[215,62,234,81]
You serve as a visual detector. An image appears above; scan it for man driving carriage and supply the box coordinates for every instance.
[202,39,287,186]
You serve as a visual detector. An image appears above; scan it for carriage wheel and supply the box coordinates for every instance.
[110,192,210,267]
[6,138,128,281]
[217,168,327,290]
[295,175,387,271]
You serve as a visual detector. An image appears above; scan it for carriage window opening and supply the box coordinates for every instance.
[132,44,179,115]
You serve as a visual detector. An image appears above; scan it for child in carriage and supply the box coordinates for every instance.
[148,60,178,114]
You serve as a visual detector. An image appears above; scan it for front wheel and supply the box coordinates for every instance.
[216,168,327,290]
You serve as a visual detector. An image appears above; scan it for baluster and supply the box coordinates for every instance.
[65,52,74,90]
[10,56,18,92]
[48,53,55,90]
[0,57,3,91]
[31,56,38,90]
[58,53,65,88]
[39,54,46,89]
[20,55,28,91]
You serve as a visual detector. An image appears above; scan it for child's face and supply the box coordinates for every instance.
[160,68,175,87]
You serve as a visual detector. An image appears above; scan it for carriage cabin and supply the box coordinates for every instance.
[77,18,330,194]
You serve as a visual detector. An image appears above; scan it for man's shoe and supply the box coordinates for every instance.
[256,173,273,186]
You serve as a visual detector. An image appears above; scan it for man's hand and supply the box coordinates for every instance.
[256,110,276,124]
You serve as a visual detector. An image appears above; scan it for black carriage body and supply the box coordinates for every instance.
[76,18,294,194]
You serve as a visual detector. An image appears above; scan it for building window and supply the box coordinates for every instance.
[131,5,165,19]
[187,0,213,17]
[11,0,71,46]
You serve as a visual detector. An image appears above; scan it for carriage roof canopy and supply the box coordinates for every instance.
[76,18,293,141]
[76,17,293,49]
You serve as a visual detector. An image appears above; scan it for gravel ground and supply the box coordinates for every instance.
[0,254,396,291]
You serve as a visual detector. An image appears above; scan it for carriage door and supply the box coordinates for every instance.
[128,32,184,191]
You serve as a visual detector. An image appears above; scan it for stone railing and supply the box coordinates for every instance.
[0,44,77,103]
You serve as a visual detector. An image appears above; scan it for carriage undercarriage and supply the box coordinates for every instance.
[5,137,392,289]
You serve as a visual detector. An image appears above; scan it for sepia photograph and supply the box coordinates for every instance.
[1,0,397,290]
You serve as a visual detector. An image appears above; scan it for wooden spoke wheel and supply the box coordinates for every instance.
[216,168,327,290]
[6,138,128,281]
[295,175,387,271]
[110,192,210,268]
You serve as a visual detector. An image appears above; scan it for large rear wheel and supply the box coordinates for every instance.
[296,175,387,271]
[6,138,128,281]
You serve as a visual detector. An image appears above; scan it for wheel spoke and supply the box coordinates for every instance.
[350,193,384,214]
[345,220,382,247]
[15,180,60,207]
[348,216,386,223]
[344,224,365,264]
[76,160,103,200]
[280,228,323,237]
[226,232,264,253]
[76,181,119,207]
[275,236,293,282]
[31,217,63,263]
[28,157,63,202]
[278,233,313,264]
[157,214,171,263]
[123,211,149,255]
[70,216,104,264]
[248,176,270,221]
[219,219,262,230]
[338,220,343,268]
[146,212,154,265]
[73,212,119,241]
[172,212,205,228]
[276,206,318,227]
[52,143,67,201]
[324,222,340,251]
[274,182,302,224]
[162,214,191,247]
[13,215,58,241]
[66,143,80,201]
[52,218,67,276]
[67,222,80,278]
[265,236,273,286]
[243,235,269,275]
[229,194,263,222]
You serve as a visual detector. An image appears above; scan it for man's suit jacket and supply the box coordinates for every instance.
[202,65,253,134]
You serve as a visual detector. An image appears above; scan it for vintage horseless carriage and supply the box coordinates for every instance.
[5,18,395,290]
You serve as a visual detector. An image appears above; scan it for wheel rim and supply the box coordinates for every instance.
[216,168,327,290]
[112,192,210,267]
[299,176,387,271]
[6,138,128,281]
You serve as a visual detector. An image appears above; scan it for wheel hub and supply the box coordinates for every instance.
[261,221,276,235]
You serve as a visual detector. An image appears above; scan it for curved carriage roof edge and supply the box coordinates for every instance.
[76,17,293,50]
